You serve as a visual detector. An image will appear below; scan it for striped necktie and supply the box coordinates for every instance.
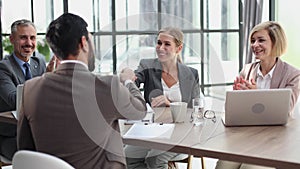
[23,62,32,80]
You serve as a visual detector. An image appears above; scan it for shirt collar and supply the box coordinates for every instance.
[60,60,88,70]
[257,63,276,78]
[13,53,31,67]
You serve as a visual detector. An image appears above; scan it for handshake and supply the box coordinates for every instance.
[119,67,137,84]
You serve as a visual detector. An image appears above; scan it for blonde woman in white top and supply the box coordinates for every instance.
[124,27,202,169]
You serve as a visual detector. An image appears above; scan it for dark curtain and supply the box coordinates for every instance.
[242,0,264,64]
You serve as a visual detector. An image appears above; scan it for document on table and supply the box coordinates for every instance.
[12,111,17,119]
[125,103,154,124]
[123,123,175,139]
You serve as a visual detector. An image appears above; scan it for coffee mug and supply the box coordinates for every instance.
[170,102,188,123]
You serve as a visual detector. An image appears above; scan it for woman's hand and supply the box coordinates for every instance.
[151,95,171,107]
[233,76,244,90]
[233,76,257,90]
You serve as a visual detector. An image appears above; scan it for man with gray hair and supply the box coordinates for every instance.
[0,19,50,160]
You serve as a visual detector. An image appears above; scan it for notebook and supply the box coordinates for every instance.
[123,123,175,139]
[222,88,291,126]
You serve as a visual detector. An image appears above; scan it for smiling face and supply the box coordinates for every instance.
[156,33,182,63]
[10,25,37,62]
[250,29,273,61]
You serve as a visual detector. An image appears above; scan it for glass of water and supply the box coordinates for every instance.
[192,98,205,126]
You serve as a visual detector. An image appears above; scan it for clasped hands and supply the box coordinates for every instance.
[233,76,257,90]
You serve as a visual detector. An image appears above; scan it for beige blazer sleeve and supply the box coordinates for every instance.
[109,75,147,120]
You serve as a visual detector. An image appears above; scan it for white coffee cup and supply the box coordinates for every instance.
[170,102,188,123]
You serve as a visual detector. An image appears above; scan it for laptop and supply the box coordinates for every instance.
[12,84,24,120]
[222,88,291,126]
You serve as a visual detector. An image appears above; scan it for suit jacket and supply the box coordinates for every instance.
[0,54,46,112]
[135,58,200,108]
[17,63,147,169]
[240,58,300,114]
[0,54,46,137]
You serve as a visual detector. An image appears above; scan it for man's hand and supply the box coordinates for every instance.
[120,67,137,83]
[46,55,60,72]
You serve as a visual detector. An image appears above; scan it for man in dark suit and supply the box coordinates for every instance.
[0,19,48,160]
[17,13,147,169]
[0,19,46,112]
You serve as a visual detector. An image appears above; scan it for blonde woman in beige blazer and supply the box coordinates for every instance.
[238,58,300,115]
[216,21,300,169]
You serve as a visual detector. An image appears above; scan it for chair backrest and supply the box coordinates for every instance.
[0,155,12,168]
[12,150,74,169]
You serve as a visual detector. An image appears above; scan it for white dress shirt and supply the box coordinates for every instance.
[161,79,182,102]
[256,64,276,89]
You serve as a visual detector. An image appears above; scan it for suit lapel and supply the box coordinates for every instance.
[178,63,191,102]
[270,58,285,88]
[246,62,259,81]
[30,57,40,77]
[8,54,26,83]
[152,59,163,90]
[248,59,284,89]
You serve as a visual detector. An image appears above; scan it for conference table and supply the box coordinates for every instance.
[1,101,300,169]
[122,102,300,169]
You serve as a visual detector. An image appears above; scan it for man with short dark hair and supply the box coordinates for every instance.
[17,13,146,169]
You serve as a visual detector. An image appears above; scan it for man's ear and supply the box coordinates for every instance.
[9,35,14,44]
[80,36,89,53]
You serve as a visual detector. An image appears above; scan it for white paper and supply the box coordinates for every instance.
[146,103,154,113]
[125,103,154,124]
[12,111,18,119]
[123,123,175,139]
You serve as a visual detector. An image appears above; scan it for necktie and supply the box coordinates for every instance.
[23,62,32,80]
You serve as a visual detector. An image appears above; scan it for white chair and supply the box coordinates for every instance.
[0,155,12,169]
[12,150,74,169]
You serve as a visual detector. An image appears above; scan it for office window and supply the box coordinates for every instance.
[69,0,94,32]
[1,0,63,59]
[116,0,158,31]
[204,32,239,84]
[275,0,300,69]
[204,0,239,29]
[159,0,201,29]
[94,35,113,74]
[33,0,63,33]
[2,0,31,34]
[1,0,258,98]
[33,0,63,32]
[94,0,241,97]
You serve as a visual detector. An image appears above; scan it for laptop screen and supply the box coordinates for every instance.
[14,84,24,120]
[223,88,291,126]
